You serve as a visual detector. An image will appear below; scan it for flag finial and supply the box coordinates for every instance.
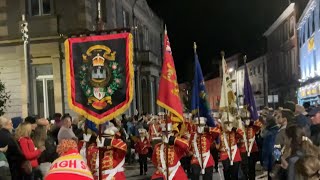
[164,24,167,35]
[193,42,197,53]
[220,51,225,58]
[244,55,247,63]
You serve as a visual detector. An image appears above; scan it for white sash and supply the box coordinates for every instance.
[159,143,181,180]
[95,157,125,179]
[168,161,181,180]
[192,133,211,174]
[223,133,231,160]
[104,157,125,180]
[243,129,249,154]
[201,151,210,174]
[153,124,159,137]
[192,134,202,168]
[79,142,87,163]
[160,144,167,176]
[223,132,237,165]
[230,145,237,166]
[248,136,255,157]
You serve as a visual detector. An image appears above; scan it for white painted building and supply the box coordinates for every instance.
[236,55,268,109]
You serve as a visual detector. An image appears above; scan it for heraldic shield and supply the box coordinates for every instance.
[65,33,134,124]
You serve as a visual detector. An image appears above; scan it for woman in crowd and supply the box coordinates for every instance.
[33,118,58,177]
[15,122,45,180]
[0,116,25,180]
[281,124,320,180]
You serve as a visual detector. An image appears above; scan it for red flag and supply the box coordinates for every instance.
[157,30,183,121]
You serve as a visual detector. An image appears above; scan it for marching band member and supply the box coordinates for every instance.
[96,122,127,180]
[148,115,162,144]
[218,113,244,180]
[189,117,220,180]
[87,137,99,177]
[151,118,189,180]
[238,108,263,180]
[135,128,151,175]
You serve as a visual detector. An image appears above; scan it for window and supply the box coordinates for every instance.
[122,9,130,28]
[253,66,256,75]
[258,84,262,92]
[137,22,144,50]
[249,68,252,76]
[312,11,315,33]
[304,23,308,42]
[258,64,261,74]
[29,0,52,16]
[289,16,294,37]
[308,16,312,38]
[291,49,296,74]
[299,29,302,47]
[284,20,288,42]
[144,26,149,50]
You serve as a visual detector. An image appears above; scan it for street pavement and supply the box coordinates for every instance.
[124,161,268,180]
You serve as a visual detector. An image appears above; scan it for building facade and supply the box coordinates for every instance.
[236,55,268,109]
[0,0,163,119]
[297,0,320,106]
[263,3,299,106]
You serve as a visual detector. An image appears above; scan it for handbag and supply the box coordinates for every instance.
[21,160,32,174]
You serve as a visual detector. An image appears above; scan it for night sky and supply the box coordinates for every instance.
[147,0,308,83]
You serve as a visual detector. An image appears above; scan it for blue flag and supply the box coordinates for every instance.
[243,63,259,121]
[85,119,98,133]
[191,52,215,127]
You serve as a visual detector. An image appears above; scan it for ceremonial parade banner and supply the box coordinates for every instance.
[157,30,184,121]
[65,33,134,124]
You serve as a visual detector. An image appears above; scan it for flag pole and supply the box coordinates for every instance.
[194,42,205,174]
[220,51,232,164]
[164,25,169,180]
[165,113,169,180]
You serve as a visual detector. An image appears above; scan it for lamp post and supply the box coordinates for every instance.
[21,14,33,116]
[132,0,142,112]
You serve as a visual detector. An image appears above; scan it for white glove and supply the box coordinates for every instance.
[96,137,105,148]
[83,133,92,142]
[245,120,250,126]
[162,136,169,144]
[185,133,191,139]
[197,127,204,134]
[131,148,135,154]
[226,126,233,132]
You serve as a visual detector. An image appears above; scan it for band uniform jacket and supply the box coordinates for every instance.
[149,124,161,141]
[99,138,127,180]
[190,127,221,168]
[151,137,189,180]
[87,143,99,175]
[239,120,263,154]
[135,137,151,155]
[219,128,244,162]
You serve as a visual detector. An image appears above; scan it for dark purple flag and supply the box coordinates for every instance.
[243,63,259,121]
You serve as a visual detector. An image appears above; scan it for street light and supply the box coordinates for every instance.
[21,14,33,116]
[228,67,234,73]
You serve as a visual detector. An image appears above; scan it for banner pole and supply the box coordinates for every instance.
[165,113,169,180]
[98,124,102,180]
[194,42,204,174]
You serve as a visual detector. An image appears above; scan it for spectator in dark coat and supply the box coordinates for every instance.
[308,107,320,146]
[0,116,25,180]
[295,105,311,137]
[262,115,279,179]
